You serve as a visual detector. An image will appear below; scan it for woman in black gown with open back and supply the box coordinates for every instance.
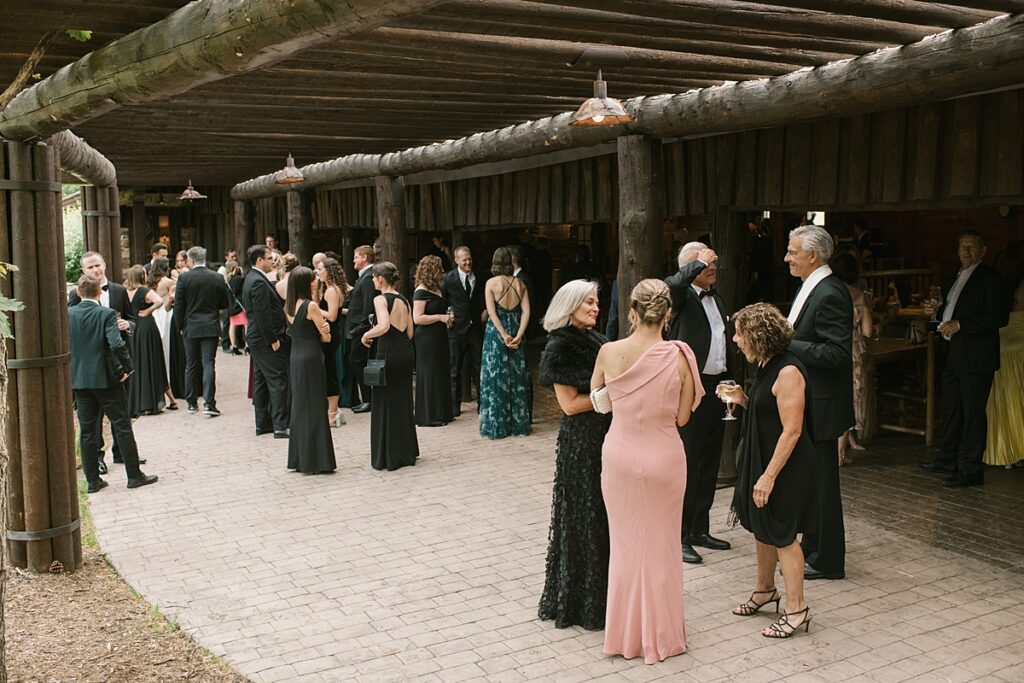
[412,255,454,427]
[125,265,172,416]
[285,267,337,474]
[361,262,419,471]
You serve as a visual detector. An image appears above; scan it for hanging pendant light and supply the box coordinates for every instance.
[571,69,633,127]
[275,153,305,185]
[178,180,207,201]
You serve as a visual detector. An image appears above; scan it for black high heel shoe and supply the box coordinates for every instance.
[762,606,811,638]
[732,588,781,617]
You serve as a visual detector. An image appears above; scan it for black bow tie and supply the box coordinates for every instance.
[102,284,109,291]
[698,288,716,299]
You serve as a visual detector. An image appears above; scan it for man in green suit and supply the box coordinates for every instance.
[69,275,157,493]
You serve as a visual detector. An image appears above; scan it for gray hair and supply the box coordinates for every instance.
[677,241,705,268]
[186,245,207,265]
[543,280,599,332]
[790,225,834,263]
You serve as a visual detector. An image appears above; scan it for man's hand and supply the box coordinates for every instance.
[118,371,130,384]
[938,320,960,338]
[116,318,130,332]
[271,340,281,351]
[697,248,717,265]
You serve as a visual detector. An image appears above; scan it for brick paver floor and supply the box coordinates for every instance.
[89,352,1024,682]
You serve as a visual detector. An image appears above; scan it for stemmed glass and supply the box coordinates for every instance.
[717,380,738,421]
[925,286,943,323]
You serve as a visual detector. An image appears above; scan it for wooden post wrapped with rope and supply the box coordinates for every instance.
[107,186,123,281]
[82,185,98,253]
[2,140,81,572]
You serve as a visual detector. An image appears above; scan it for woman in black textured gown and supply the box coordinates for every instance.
[316,257,346,427]
[537,280,612,630]
[125,265,172,416]
[723,303,816,639]
[284,267,337,474]
[412,255,454,427]
[361,262,419,471]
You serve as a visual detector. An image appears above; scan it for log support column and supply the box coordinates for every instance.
[375,176,406,293]
[131,189,147,266]
[1,139,81,573]
[106,185,122,284]
[616,135,663,339]
[80,184,119,275]
[233,199,255,256]
[286,191,312,265]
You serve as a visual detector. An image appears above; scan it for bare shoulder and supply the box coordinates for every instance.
[773,364,805,393]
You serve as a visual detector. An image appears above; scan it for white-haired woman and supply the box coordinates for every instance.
[537,280,611,631]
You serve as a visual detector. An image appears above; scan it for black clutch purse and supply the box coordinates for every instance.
[363,330,387,387]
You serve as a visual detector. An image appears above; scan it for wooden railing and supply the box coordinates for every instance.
[862,268,938,309]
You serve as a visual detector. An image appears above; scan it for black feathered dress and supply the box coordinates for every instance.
[537,325,612,630]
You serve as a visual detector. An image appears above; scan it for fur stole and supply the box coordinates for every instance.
[539,326,606,392]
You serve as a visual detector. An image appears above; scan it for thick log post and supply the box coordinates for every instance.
[82,186,98,253]
[375,176,407,293]
[95,186,112,272]
[286,191,313,266]
[616,135,663,339]
[233,200,255,256]
[107,186,123,281]
[131,190,147,266]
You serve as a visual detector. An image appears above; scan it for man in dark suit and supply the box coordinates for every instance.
[785,225,854,581]
[921,230,1009,487]
[173,245,230,416]
[144,243,168,274]
[666,242,734,565]
[242,245,290,438]
[441,245,486,417]
[69,275,157,492]
[344,244,377,413]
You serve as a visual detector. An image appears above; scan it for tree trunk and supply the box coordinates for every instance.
[616,135,663,339]
[375,176,406,294]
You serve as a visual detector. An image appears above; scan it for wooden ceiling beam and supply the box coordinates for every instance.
[729,0,997,27]
[0,0,445,141]
[47,130,116,186]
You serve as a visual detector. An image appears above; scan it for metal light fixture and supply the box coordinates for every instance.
[178,180,207,201]
[275,153,305,185]
[571,68,633,127]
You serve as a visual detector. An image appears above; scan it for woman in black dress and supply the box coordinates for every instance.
[412,255,454,427]
[537,280,611,630]
[284,267,337,474]
[360,262,419,471]
[167,261,189,399]
[722,303,816,639]
[316,257,346,427]
[125,265,172,416]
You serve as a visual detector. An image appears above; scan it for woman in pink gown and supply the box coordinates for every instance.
[592,279,702,664]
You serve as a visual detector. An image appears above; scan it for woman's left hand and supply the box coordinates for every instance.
[752,474,775,508]
[361,334,372,348]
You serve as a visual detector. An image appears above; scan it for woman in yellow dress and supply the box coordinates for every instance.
[984,241,1024,468]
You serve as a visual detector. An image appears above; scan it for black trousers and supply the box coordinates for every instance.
[679,373,727,541]
[184,336,219,407]
[938,366,995,480]
[348,334,371,405]
[251,342,290,432]
[448,328,483,409]
[76,386,142,483]
[801,438,846,576]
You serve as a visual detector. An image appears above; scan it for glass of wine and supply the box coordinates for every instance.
[717,380,739,421]
[926,286,943,323]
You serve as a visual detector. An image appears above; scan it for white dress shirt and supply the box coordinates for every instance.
[99,277,110,308]
[459,270,475,295]
[692,284,727,375]
[941,263,980,323]
[788,265,833,325]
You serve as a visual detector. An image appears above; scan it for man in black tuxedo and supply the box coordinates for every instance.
[173,246,230,416]
[144,243,168,274]
[69,275,157,492]
[344,244,377,413]
[921,230,1009,487]
[242,245,290,438]
[666,242,734,565]
[441,245,486,417]
[785,225,854,581]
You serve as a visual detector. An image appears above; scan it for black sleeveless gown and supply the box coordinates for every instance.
[127,287,169,416]
[413,288,453,427]
[287,300,337,474]
[370,293,419,471]
[731,351,817,547]
[320,295,341,398]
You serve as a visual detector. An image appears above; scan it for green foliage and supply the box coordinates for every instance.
[0,261,25,338]
[65,228,85,283]
[66,29,92,43]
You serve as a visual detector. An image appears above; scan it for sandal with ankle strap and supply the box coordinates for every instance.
[732,588,781,617]
[762,606,811,638]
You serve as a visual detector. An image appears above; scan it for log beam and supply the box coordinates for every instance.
[0,0,444,141]
[46,132,116,187]
[744,0,998,28]
[232,13,1024,201]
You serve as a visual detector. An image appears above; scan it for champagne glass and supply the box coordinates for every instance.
[926,286,943,323]
[717,380,738,421]
[446,306,454,328]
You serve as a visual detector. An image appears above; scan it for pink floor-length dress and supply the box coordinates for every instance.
[601,340,704,664]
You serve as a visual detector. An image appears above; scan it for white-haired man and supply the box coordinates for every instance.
[784,225,854,580]
[666,241,734,565]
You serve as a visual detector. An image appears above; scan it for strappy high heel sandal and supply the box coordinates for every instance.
[732,588,781,617]
[762,607,811,638]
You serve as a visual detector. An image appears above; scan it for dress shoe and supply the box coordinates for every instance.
[274,430,290,439]
[943,473,984,488]
[96,456,108,475]
[203,405,222,417]
[804,563,844,580]
[919,460,956,475]
[352,402,371,414]
[87,479,108,494]
[256,428,273,436]
[126,473,158,489]
[112,456,146,465]
[682,544,703,564]
[187,403,198,414]
[690,534,731,551]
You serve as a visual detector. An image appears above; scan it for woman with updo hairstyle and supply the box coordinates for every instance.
[125,264,173,415]
[362,261,419,470]
[537,279,611,630]
[479,246,532,439]
[412,255,454,426]
[274,252,299,300]
[719,302,816,639]
[591,278,701,663]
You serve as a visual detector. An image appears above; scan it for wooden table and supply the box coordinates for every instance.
[861,333,936,446]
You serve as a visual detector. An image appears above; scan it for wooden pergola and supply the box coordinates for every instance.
[3,0,1024,571]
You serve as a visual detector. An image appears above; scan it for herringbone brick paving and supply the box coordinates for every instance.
[88,352,1024,682]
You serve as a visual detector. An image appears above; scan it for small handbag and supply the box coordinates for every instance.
[590,385,612,414]
[363,324,387,387]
